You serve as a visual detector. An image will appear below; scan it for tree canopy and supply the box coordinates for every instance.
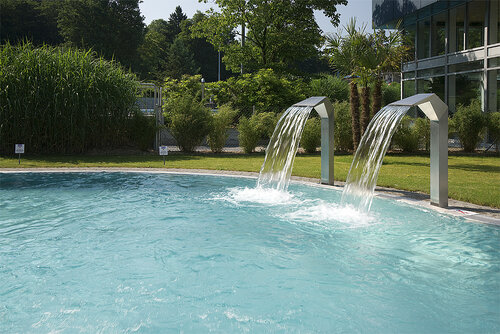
[192,0,347,74]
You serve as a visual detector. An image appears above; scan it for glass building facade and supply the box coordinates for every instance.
[373,0,500,114]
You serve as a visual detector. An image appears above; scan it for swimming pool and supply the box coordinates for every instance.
[1,172,499,332]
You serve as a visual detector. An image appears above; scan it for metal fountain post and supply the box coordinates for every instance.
[389,93,449,208]
[293,97,335,185]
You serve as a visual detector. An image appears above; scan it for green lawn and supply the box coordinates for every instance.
[0,153,499,208]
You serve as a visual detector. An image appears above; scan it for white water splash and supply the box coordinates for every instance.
[281,202,376,228]
[258,106,314,191]
[217,187,300,206]
[342,105,410,212]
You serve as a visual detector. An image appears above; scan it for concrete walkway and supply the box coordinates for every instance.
[1,167,499,226]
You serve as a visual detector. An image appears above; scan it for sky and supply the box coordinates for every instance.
[138,0,374,36]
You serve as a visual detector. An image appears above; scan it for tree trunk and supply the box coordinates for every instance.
[372,78,382,117]
[350,81,360,150]
[360,85,370,136]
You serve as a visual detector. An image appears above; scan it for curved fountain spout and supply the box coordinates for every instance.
[389,94,448,208]
[293,97,335,185]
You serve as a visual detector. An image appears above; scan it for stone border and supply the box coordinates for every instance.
[1,167,499,226]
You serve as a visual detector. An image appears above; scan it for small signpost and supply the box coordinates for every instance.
[15,144,25,164]
[159,146,168,165]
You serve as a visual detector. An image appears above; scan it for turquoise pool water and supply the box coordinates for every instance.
[0,172,499,333]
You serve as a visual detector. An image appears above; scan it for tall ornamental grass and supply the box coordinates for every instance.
[0,42,139,154]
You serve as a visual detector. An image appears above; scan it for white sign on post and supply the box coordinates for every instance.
[159,146,168,156]
[159,146,168,165]
[15,144,25,154]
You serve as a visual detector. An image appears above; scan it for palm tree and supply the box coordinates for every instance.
[370,26,410,116]
[326,19,366,150]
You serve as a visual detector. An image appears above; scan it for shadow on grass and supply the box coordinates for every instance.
[450,163,500,173]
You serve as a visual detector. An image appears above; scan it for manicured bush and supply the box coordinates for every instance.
[254,112,278,139]
[393,116,420,152]
[309,74,349,102]
[0,42,139,154]
[207,105,236,153]
[237,112,278,153]
[382,82,401,106]
[301,117,321,153]
[414,117,430,151]
[452,99,487,152]
[238,116,261,153]
[333,101,353,152]
[164,94,212,152]
[487,112,500,152]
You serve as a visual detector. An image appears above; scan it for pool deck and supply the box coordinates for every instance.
[1,167,499,226]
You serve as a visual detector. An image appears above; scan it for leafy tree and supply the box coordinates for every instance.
[165,5,188,44]
[207,68,307,117]
[165,38,199,79]
[325,18,364,149]
[58,0,145,70]
[138,19,171,80]
[180,11,233,82]
[193,0,347,74]
[0,0,63,45]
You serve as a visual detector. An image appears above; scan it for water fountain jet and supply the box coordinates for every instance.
[343,93,448,210]
[258,97,334,190]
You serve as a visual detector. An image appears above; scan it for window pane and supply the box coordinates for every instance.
[456,5,465,52]
[431,11,446,56]
[467,0,486,49]
[403,80,415,98]
[417,19,430,59]
[404,24,416,61]
[448,73,482,113]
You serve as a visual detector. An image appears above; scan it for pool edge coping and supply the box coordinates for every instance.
[1,167,499,226]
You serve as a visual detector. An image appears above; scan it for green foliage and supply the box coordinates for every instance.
[0,42,139,154]
[301,117,321,153]
[414,117,430,151]
[0,0,63,45]
[163,74,204,102]
[237,116,261,154]
[58,0,145,70]
[309,74,349,102]
[452,99,487,152]
[237,112,277,153]
[207,105,236,153]
[254,112,278,139]
[382,82,400,106]
[164,38,199,79]
[487,112,500,152]
[333,101,353,151]
[128,111,157,151]
[164,94,212,152]
[208,69,307,117]
[392,116,420,152]
[193,0,347,73]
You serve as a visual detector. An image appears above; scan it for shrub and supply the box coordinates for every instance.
[128,111,157,151]
[0,42,139,154]
[254,112,278,139]
[238,116,261,153]
[487,112,500,152]
[164,94,212,152]
[452,99,486,152]
[333,101,353,152]
[301,117,321,153]
[207,68,307,117]
[237,112,278,153]
[207,105,236,153]
[382,82,401,106]
[392,116,420,152]
[309,74,349,102]
[414,117,430,151]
